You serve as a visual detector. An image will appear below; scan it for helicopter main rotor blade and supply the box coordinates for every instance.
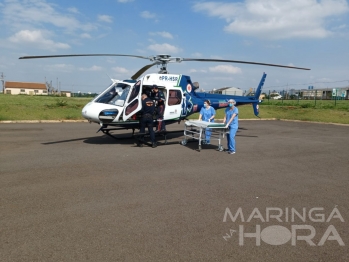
[18,53,310,75]
[182,58,310,70]
[19,54,151,60]
[131,62,158,80]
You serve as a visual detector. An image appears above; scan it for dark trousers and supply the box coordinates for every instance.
[140,114,155,143]
[156,105,166,131]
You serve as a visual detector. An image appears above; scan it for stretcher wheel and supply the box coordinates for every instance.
[180,140,187,146]
[218,145,224,152]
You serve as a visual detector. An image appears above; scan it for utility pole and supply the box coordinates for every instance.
[0,72,5,93]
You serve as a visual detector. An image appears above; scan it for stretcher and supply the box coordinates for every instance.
[181,120,227,152]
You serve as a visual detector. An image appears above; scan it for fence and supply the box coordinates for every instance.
[260,89,349,109]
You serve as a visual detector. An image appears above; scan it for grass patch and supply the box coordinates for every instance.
[0,94,91,121]
[1,94,348,124]
[189,103,349,124]
[262,99,349,110]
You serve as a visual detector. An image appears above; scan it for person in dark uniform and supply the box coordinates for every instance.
[150,85,166,132]
[139,93,157,148]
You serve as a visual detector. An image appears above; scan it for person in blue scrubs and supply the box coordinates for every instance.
[223,99,238,154]
[198,100,216,144]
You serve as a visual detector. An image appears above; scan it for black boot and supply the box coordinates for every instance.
[152,142,157,148]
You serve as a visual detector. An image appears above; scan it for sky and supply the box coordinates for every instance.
[0,0,349,93]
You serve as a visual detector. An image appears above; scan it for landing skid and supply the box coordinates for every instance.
[97,126,136,140]
[133,130,183,147]
[96,125,183,145]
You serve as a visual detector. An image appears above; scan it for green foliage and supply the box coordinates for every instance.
[189,102,349,124]
[0,94,348,124]
[44,99,81,109]
[320,104,334,109]
[0,94,90,121]
[300,103,314,108]
[55,100,68,107]
[261,99,349,110]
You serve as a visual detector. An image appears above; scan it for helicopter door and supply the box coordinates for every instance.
[165,89,183,120]
[122,80,142,121]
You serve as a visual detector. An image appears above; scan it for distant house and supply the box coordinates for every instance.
[301,87,348,100]
[213,87,243,96]
[61,91,72,97]
[4,81,48,95]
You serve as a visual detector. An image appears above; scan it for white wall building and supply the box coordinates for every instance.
[4,81,48,95]
[213,87,243,96]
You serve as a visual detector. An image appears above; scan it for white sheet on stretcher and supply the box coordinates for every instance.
[185,120,226,129]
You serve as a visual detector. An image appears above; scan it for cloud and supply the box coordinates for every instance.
[332,24,347,30]
[1,0,97,33]
[189,69,207,73]
[149,31,173,39]
[45,64,75,73]
[67,7,80,14]
[148,43,182,54]
[8,30,70,51]
[193,0,349,39]
[209,65,242,74]
[98,15,113,23]
[243,40,253,46]
[112,67,130,74]
[141,11,156,19]
[80,33,92,39]
[264,44,281,48]
[190,52,203,58]
[79,66,103,71]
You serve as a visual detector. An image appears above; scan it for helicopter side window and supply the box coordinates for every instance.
[125,99,139,116]
[127,81,141,103]
[110,86,130,106]
[95,86,119,104]
[168,90,182,106]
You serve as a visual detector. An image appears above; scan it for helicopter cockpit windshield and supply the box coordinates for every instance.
[95,83,132,106]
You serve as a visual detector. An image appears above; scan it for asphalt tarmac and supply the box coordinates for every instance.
[0,120,348,261]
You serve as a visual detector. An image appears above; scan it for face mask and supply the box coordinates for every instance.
[204,103,208,107]
[229,103,233,107]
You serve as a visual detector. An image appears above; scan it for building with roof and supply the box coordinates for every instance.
[4,81,48,95]
[212,87,243,96]
[61,91,72,97]
[301,87,348,99]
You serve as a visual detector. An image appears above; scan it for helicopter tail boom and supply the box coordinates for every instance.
[250,72,266,117]
[253,72,266,100]
[252,102,260,117]
[192,72,266,117]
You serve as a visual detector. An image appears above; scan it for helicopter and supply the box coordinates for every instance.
[19,54,310,136]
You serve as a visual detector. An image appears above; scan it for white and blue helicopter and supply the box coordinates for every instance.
[19,54,310,136]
